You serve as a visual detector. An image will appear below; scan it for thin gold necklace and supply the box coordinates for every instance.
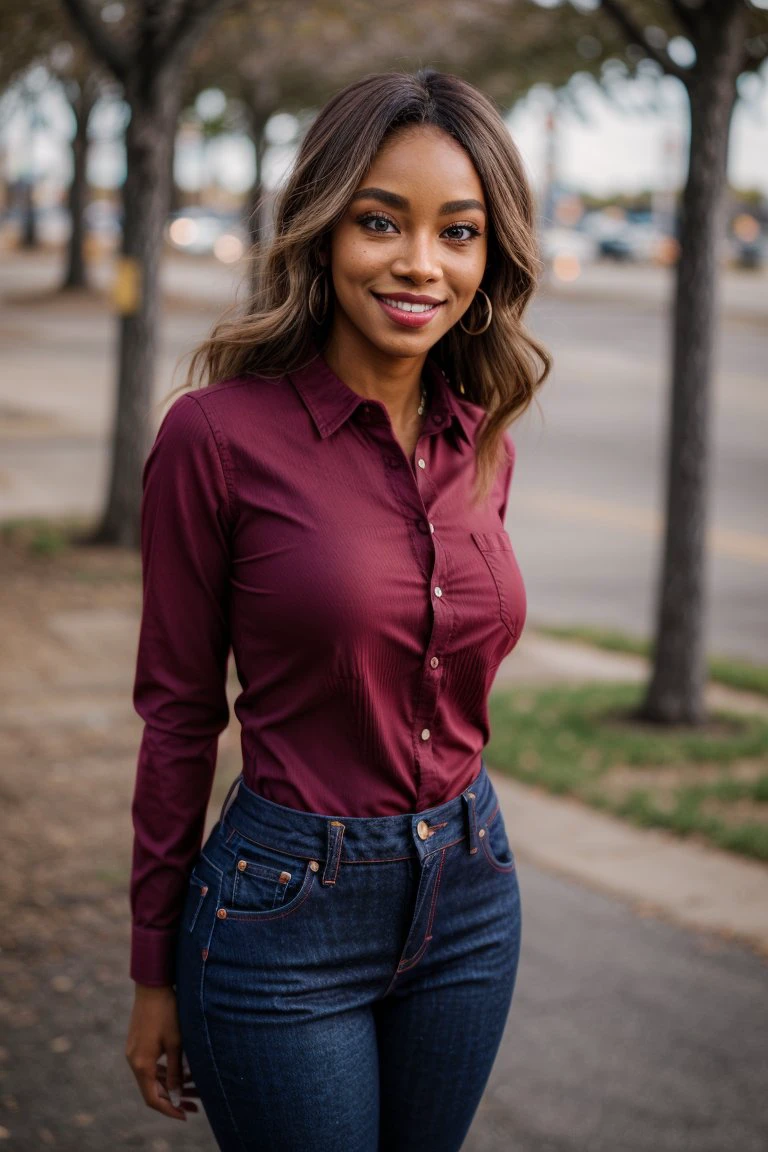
[417,380,427,417]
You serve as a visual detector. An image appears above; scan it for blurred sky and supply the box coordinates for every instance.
[3,66,768,202]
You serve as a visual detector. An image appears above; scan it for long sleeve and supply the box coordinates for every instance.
[129,392,235,986]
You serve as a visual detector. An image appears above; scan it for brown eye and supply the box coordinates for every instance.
[358,213,398,234]
[443,224,482,242]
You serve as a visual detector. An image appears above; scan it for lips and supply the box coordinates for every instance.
[373,293,445,329]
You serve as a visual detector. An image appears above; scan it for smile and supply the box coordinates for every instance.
[372,293,445,329]
[379,297,440,313]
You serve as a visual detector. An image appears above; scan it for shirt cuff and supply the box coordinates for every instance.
[130,924,179,987]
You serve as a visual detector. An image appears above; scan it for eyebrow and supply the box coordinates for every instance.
[350,187,487,217]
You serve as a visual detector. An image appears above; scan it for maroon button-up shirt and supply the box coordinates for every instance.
[129,347,526,984]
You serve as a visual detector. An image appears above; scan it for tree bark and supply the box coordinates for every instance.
[63,80,97,290]
[640,2,746,724]
[20,181,38,248]
[246,113,267,247]
[84,77,180,547]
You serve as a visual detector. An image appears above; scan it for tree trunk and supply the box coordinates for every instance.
[20,181,38,248]
[83,79,179,548]
[168,129,181,215]
[63,81,97,291]
[640,3,746,724]
[246,115,267,247]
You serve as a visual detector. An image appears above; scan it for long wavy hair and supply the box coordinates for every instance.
[175,67,551,505]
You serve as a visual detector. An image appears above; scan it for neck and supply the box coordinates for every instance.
[321,326,429,428]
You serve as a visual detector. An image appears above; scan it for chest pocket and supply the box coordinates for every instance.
[471,530,525,642]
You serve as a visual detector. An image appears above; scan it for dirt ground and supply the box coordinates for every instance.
[0,528,241,1150]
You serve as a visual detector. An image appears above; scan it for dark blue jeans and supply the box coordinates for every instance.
[175,758,522,1151]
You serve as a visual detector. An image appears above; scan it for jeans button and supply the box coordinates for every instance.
[417,820,430,840]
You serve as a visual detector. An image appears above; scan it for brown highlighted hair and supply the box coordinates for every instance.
[178,68,551,504]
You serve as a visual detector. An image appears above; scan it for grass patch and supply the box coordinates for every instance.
[536,622,768,699]
[487,681,768,862]
[0,514,141,582]
[0,514,94,556]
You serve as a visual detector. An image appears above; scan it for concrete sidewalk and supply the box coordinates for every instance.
[490,633,768,959]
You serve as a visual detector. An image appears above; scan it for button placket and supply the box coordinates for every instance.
[378,422,446,807]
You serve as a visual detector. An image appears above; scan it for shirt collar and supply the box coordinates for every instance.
[287,345,473,450]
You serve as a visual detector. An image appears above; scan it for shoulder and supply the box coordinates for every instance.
[177,373,293,433]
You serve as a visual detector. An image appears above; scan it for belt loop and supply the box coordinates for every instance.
[322,820,345,886]
[219,772,243,825]
[462,789,479,855]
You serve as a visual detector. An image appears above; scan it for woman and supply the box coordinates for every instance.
[125,67,550,1151]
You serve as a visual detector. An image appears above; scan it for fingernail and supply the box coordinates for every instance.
[169,1088,181,1109]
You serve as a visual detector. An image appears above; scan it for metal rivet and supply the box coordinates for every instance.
[309,860,320,872]
[467,791,475,799]
[201,885,208,895]
[470,847,478,854]
[201,948,208,960]
[479,828,486,838]
[278,871,291,884]
[217,908,227,919]
[237,859,247,871]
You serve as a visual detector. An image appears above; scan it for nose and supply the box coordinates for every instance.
[391,229,442,284]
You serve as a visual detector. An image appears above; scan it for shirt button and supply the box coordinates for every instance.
[430,656,439,668]
[434,586,442,597]
[420,728,430,740]
[434,413,445,424]
[417,458,426,469]
[429,522,434,533]
[417,520,429,534]
[386,456,401,468]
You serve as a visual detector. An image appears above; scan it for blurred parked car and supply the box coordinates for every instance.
[539,226,597,264]
[165,207,246,263]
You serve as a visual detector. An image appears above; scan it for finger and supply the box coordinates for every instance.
[155,1069,200,1097]
[150,1075,187,1121]
[164,1044,186,1108]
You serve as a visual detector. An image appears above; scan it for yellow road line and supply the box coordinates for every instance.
[527,492,768,565]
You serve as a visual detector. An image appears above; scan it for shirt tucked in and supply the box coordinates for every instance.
[129,347,526,985]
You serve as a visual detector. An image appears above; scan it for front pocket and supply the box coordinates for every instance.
[221,830,318,921]
[480,806,517,874]
[471,530,526,642]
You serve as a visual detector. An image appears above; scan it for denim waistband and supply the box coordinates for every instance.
[217,758,501,866]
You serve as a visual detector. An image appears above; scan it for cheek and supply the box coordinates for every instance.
[330,231,384,289]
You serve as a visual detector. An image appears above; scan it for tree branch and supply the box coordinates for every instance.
[59,0,131,82]
[599,0,691,86]
[155,0,238,73]
[667,0,698,43]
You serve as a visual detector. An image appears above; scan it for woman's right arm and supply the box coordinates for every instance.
[125,391,235,1117]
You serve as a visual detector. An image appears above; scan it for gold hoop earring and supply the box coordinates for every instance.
[308,270,330,325]
[459,287,493,336]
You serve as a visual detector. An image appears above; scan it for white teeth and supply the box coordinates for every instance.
[380,297,439,313]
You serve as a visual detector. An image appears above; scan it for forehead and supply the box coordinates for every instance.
[362,124,485,201]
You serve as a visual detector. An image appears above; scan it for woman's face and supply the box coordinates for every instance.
[326,124,488,361]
